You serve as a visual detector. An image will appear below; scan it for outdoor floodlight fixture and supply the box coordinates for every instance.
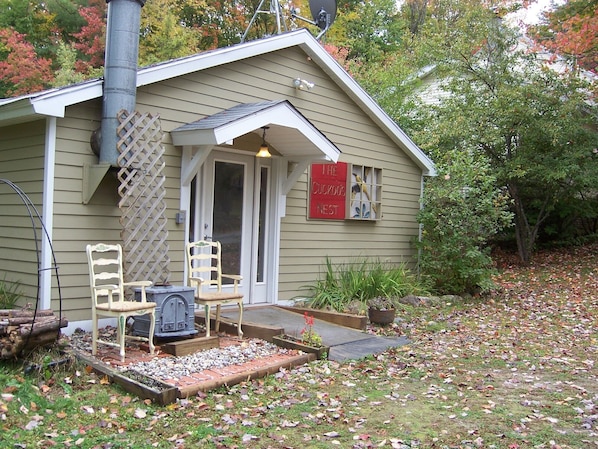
[293,78,315,91]
[256,126,272,158]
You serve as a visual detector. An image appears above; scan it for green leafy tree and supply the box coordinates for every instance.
[416,151,513,295]
[352,0,597,265]
[331,0,405,63]
[411,13,598,263]
[52,42,88,87]
[139,0,201,65]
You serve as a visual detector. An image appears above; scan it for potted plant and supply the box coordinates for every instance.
[367,296,396,325]
[272,313,329,359]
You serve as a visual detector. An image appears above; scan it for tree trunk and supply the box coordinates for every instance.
[407,0,428,35]
[508,183,534,264]
[508,181,554,264]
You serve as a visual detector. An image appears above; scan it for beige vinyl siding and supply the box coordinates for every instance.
[50,101,119,317]
[265,50,421,300]
[0,120,46,307]
[4,43,425,322]
[133,47,423,303]
[49,99,186,320]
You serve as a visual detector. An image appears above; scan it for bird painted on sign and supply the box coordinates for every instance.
[352,172,378,217]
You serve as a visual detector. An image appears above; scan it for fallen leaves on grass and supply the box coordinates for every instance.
[1,244,596,448]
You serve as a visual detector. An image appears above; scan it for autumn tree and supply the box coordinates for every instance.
[0,0,90,59]
[175,0,250,48]
[532,0,597,74]
[0,0,96,93]
[72,0,106,73]
[0,27,53,96]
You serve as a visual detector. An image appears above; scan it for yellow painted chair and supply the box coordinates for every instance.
[86,243,156,362]
[186,240,243,338]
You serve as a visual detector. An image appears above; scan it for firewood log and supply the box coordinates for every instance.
[0,309,55,317]
[20,317,68,337]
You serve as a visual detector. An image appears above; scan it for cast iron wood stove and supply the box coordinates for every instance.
[133,285,197,338]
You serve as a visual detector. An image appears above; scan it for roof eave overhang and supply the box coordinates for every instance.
[171,101,341,162]
[0,81,103,127]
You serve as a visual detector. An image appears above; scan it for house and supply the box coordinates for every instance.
[0,28,435,333]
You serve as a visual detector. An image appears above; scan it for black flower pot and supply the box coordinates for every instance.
[368,307,396,325]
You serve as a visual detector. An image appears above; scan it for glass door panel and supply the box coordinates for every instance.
[212,161,244,283]
[189,150,272,304]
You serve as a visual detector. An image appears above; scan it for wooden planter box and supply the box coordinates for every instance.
[160,335,219,357]
[111,370,178,406]
[277,306,367,330]
[272,334,329,360]
[75,350,178,405]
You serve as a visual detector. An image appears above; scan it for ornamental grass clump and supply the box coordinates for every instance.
[0,275,23,309]
[302,257,428,312]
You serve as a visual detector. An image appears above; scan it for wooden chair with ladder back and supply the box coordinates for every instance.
[186,240,244,338]
[86,243,156,362]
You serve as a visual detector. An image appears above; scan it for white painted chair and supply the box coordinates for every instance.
[86,243,156,362]
[186,240,243,338]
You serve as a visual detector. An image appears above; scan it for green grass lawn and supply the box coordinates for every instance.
[1,244,597,448]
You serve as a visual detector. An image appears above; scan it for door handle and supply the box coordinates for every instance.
[204,235,212,240]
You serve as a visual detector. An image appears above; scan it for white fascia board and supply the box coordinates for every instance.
[137,31,312,87]
[32,81,103,117]
[213,121,253,144]
[212,105,340,162]
[171,129,217,146]
[0,81,103,125]
[172,100,340,162]
[211,106,297,143]
[268,108,340,161]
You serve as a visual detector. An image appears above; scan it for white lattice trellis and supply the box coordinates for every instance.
[116,109,170,284]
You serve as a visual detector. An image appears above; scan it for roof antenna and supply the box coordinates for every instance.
[290,0,337,40]
[241,0,288,43]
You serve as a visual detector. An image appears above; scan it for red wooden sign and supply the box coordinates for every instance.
[309,162,348,220]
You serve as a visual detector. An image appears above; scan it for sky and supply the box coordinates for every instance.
[509,0,567,25]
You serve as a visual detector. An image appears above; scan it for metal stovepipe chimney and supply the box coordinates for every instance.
[99,0,145,166]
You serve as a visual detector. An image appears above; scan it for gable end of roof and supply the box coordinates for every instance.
[0,29,435,175]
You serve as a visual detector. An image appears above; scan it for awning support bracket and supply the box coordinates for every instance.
[181,145,213,186]
[82,163,111,204]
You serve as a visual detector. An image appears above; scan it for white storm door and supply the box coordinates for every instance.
[199,150,271,304]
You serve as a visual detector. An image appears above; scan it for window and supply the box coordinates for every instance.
[349,165,382,220]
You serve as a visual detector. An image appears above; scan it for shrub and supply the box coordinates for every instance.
[415,152,513,295]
